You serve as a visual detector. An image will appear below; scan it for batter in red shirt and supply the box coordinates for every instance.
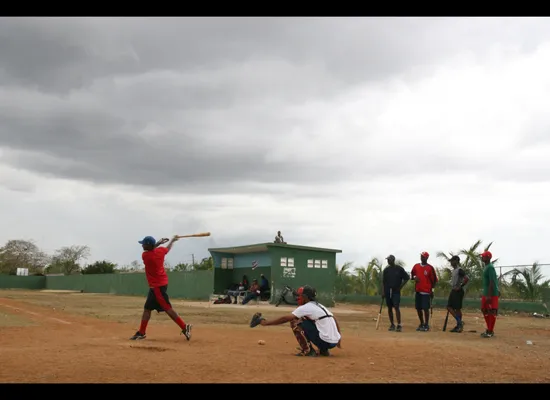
[410,251,438,331]
[129,235,192,341]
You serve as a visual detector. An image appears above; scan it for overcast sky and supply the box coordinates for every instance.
[1,17,550,276]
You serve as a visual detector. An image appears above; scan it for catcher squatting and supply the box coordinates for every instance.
[250,285,342,357]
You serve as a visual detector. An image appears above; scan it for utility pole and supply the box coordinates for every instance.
[191,254,195,266]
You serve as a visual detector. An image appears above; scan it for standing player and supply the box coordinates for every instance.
[446,255,469,333]
[250,285,341,357]
[411,251,438,331]
[382,255,410,332]
[130,235,192,341]
[480,250,499,338]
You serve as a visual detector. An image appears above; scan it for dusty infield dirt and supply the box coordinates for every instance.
[0,289,549,383]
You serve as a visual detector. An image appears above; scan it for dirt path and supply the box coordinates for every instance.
[0,292,549,383]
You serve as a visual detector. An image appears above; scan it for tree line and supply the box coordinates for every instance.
[0,239,213,276]
[335,239,550,302]
[1,237,547,301]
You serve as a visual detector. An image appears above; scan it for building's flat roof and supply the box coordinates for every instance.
[208,242,342,255]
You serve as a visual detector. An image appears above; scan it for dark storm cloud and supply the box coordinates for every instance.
[4,17,548,94]
[2,17,550,191]
[0,105,345,189]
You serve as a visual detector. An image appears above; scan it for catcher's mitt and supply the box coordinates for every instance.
[250,312,265,328]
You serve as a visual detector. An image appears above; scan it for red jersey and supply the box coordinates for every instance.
[411,263,437,293]
[142,247,169,288]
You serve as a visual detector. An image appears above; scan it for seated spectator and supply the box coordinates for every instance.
[274,231,286,244]
[227,275,249,304]
[242,279,261,305]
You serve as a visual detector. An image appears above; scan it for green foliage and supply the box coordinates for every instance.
[173,257,213,272]
[2,236,547,303]
[0,239,50,275]
[504,262,550,301]
[46,245,90,275]
[82,260,117,275]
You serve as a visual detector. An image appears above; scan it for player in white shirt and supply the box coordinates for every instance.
[254,285,342,357]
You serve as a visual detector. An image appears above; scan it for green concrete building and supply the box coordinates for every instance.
[208,242,342,306]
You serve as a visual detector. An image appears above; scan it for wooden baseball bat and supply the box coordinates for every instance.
[175,232,211,239]
[375,297,384,330]
[442,310,450,331]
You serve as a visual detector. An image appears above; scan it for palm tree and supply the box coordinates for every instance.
[355,257,382,295]
[435,240,499,298]
[505,262,550,301]
[334,262,354,295]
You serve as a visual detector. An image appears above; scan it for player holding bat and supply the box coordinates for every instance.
[129,235,192,341]
[446,255,469,333]
[381,255,410,332]
[411,251,438,331]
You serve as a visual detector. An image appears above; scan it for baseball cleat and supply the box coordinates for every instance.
[130,331,146,340]
[182,324,192,340]
[295,348,317,357]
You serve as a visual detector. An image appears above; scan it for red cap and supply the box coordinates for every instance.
[420,251,429,258]
[480,251,492,259]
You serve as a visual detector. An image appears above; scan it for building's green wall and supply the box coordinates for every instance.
[44,271,213,300]
[233,253,270,269]
[214,269,233,293]
[269,247,337,306]
[0,275,46,290]
[211,252,233,269]
[210,249,272,294]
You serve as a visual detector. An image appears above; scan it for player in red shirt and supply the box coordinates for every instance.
[410,251,438,331]
[130,235,192,341]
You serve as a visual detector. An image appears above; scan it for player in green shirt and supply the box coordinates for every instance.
[480,251,499,338]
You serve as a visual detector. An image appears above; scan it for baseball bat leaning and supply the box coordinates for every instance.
[175,232,211,239]
[375,297,384,330]
[442,309,450,331]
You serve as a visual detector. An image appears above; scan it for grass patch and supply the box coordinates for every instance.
[0,310,35,327]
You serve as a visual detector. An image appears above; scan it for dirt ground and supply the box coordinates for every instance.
[0,289,549,383]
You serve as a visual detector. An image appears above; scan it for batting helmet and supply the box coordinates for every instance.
[138,236,156,246]
[297,285,317,300]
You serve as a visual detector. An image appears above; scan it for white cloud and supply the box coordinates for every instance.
[2,18,550,280]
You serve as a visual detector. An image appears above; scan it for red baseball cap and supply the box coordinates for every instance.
[420,251,429,258]
[480,251,492,259]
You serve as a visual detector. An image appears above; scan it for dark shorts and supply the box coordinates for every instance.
[384,288,401,308]
[299,319,338,352]
[144,285,172,312]
[415,292,431,310]
[447,289,464,310]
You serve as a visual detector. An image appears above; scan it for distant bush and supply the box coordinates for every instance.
[82,260,117,275]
